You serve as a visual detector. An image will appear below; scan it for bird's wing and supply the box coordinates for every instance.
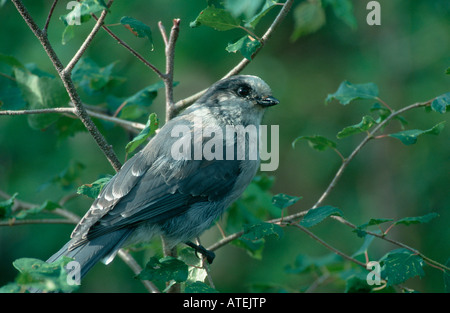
[70,130,242,248]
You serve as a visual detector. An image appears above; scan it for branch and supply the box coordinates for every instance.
[93,15,165,79]
[171,0,295,116]
[291,223,366,268]
[159,19,181,122]
[42,0,59,34]
[11,0,122,172]
[63,1,113,74]
[0,107,146,132]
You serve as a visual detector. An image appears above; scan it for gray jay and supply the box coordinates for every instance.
[46,75,279,280]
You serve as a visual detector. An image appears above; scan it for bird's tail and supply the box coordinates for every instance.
[31,228,133,292]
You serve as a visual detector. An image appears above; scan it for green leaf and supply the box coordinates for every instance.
[190,6,241,31]
[345,275,373,293]
[431,92,450,114]
[446,67,450,75]
[120,16,154,51]
[0,54,25,69]
[185,281,219,293]
[352,234,376,258]
[125,113,159,154]
[242,222,283,241]
[226,35,261,60]
[138,256,189,283]
[60,0,108,26]
[0,192,18,219]
[224,0,265,19]
[394,212,439,226]
[272,193,301,210]
[322,0,357,30]
[356,218,394,230]
[42,161,85,190]
[245,0,277,29]
[326,81,379,105]
[300,205,343,228]
[291,0,326,41]
[61,24,75,45]
[77,175,113,199]
[337,115,377,138]
[388,121,445,145]
[292,135,337,151]
[12,257,78,293]
[233,237,265,259]
[14,68,69,130]
[72,58,122,95]
[178,248,207,284]
[379,249,425,286]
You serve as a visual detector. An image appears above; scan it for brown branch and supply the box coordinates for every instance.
[42,0,59,34]
[64,1,113,74]
[0,107,146,132]
[159,19,181,122]
[93,15,165,79]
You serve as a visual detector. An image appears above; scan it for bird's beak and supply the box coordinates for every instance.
[257,96,280,107]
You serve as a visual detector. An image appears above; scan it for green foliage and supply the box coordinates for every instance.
[120,16,154,51]
[379,249,425,286]
[77,175,113,199]
[292,135,337,151]
[300,206,343,228]
[326,81,379,105]
[388,121,445,145]
[272,193,302,210]
[431,92,450,114]
[1,257,78,293]
[14,68,69,130]
[226,35,261,61]
[291,0,326,40]
[337,115,377,138]
[125,113,159,154]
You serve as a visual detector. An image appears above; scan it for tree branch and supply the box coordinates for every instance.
[159,19,181,122]
[0,107,146,132]
[93,14,165,79]
[42,0,59,34]
[63,1,113,75]
[171,0,295,116]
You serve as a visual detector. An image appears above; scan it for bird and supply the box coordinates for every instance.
[46,74,279,282]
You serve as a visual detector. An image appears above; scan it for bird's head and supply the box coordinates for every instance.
[192,75,279,126]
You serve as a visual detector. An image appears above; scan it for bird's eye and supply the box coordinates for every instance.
[237,86,251,97]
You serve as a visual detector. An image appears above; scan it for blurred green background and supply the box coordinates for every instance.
[0,0,449,292]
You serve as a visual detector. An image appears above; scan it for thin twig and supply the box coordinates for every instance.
[93,14,165,79]
[291,223,366,268]
[0,107,146,131]
[161,19,181,122]
[64,2,112,74]
[171,0,295,115]
[43,0,59,34]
